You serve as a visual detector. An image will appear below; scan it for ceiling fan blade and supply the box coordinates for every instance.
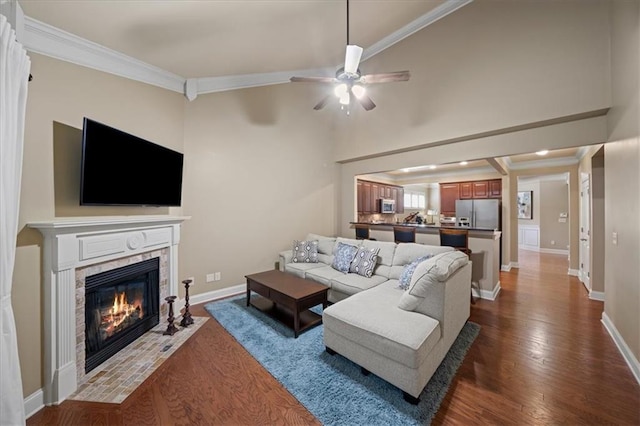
[344,44,363,75]
[313,95,332,110]
[290,76,337,83]
[360,71,410,84]
[357,93,376,111]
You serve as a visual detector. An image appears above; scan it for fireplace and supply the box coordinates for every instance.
[84,257,160,373]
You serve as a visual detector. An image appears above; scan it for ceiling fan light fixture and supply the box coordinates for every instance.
[351,84,366,99]
[334,83,348,98]
[339,92,350,105]
[344,45,363,75]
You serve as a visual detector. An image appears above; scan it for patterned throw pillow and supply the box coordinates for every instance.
[349,247,380,278]
[331,242,359,273]
[292,240,319,263]
[398,255,433,290]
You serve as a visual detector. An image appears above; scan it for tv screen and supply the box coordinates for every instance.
[80,117,184,206]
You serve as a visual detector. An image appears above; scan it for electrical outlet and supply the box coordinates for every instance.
[214,272,221,281]
[612,232,618,246]
[551,240,555,245]
[206,273,215,283]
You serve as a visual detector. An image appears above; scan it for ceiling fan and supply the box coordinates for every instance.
[290,0,410,112]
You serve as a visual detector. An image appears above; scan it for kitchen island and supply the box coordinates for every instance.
[350,222,501,301]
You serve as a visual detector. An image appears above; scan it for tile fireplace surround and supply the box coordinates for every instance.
[28,215,189,406]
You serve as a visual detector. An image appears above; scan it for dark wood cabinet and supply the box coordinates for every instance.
[489,179,502,198]
[472,181,489,198]
[356,179,404,214]
[459,182,473,199]
[440,183,460,216]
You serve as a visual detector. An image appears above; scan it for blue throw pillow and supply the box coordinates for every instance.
[398,255,433,290]
[331,242,359,273]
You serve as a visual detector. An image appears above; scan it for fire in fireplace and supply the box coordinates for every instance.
[85,257,160,373]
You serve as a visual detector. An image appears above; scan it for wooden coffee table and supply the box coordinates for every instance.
[245,270,328,338]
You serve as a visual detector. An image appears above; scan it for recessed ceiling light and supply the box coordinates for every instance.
[460,161,468,166]
[429,165,436,170]
[401,168,410,173]
[536,150,549,156]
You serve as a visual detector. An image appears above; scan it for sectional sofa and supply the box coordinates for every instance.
[278,233,472,403]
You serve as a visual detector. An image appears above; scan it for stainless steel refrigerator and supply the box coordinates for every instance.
[455,199,501,229]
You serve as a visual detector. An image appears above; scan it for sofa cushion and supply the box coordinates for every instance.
[323,280,441,369]
[305,265,343,287]
[388,244,454,279]
[284,262,326,278]
[305,233,336,255]
[360,240,397,266]
[292,240,318,263]
[331,242,359,273]
[330,273,388,297]
[398,255,432,290]
[398,251,469,313]
[349,246,379,278]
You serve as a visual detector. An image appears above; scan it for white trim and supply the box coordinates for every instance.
[22,16,185,93]
[501,263,512,272]
[509,156,579,170]
[473,281,501,301]
[568,268,579,277]
[589,290,605,301]
[362,0,473,63]
[189,284,245,307]
[511,262,520,268]
[601,312,640,385]
[19,0,474,97]
[24,389,44,419]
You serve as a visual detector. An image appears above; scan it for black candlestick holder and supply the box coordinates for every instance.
[163,295,179,336]
[180,279,194,327]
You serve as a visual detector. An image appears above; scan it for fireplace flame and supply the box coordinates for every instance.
[105,291,143,333]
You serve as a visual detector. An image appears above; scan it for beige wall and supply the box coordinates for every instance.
[539,180,569,250]
[180,83,338,297]
[15,54,186,396]
[604,0,640,365]
[333,0,610,162]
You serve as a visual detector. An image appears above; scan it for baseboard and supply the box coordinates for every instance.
[24,388,44,419]
[189,284,245,307]
[473,281,501,301]
[601,312,640,386]
[589,290,605,301]
[520,245,569,255]
[501,264,512,272]
[568,269,579,277]
[511,262,520,269]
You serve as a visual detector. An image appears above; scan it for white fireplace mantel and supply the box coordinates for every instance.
[28,215,189,405]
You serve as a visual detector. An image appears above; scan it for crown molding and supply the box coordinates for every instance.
[22,16,185,93]
[362,0,473,62]
[19,0,473,99]
[509,156,579,170]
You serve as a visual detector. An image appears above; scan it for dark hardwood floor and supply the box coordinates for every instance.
[28,251,640,425]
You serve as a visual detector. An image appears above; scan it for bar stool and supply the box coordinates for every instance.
[393,226,416,243]
[439,228,474,304]
[355,224,376,240]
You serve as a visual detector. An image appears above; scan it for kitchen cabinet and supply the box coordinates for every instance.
[459,182,473,199]
[472,181,489,198]
[440,183,460,216]
[357,179,404,214]
[489,179,502,198]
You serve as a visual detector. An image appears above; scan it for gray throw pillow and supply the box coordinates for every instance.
[398,255,433,290]
[349,247,380,278]
[292,240,319,263]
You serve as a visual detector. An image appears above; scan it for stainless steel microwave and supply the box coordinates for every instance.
[379,199,396,214]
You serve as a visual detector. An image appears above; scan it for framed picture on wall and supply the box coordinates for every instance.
[517,191,533,219]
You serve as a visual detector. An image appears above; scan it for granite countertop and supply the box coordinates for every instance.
[350,221,499,232]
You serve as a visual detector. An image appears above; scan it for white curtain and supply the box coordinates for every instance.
[0,13,30,426]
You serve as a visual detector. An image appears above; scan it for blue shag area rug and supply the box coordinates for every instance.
[204,295,479,426]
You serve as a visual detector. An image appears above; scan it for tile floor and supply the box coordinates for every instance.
[70,316,208,404]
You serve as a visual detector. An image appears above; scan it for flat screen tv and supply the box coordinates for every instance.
[80,117,184,206]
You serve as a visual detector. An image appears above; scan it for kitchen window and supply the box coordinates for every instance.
[404,192,425,209]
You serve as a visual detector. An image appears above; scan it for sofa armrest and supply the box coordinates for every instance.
[278,250,293,271]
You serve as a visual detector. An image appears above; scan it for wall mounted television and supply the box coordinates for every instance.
[80,117,184,206]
